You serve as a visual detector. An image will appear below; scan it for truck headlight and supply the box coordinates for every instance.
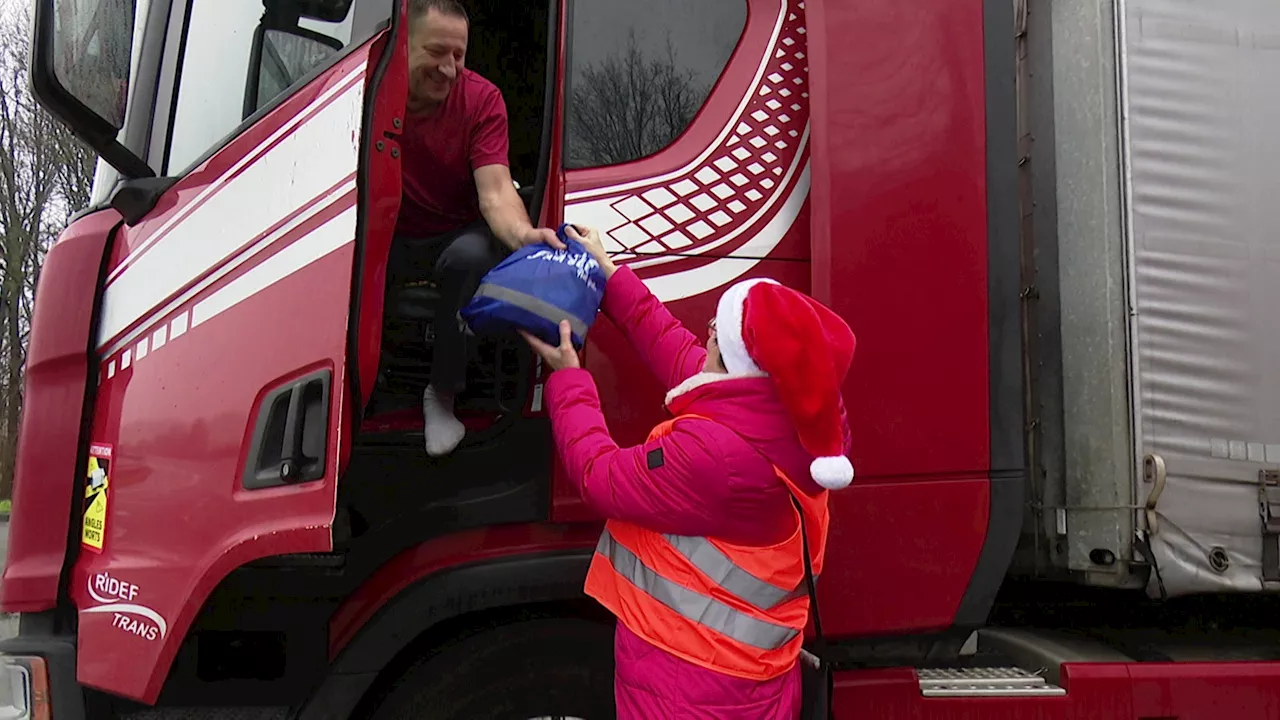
[0,655,49,720]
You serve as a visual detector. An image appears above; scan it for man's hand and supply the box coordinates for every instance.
[520,226,566,250]
[520,320,581,371]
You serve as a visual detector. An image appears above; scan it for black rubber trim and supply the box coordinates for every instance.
[121,0,174,163]
[0,635,85,720]
[528,0,560,225]
[952,0,1026,628]
[52,209,129,629]
[559,0,576,165]
[158,0,196,175]
[243,23,275,121]
[293,548,593,720]
[345,6,399,425]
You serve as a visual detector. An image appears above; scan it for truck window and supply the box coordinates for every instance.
[163,0,357,173]
[564,0,746,170]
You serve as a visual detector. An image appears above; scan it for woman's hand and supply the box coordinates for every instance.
[566,224,617,279]
[520,320,582,371]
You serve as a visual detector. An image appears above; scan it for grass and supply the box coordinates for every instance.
[0,499,10,514]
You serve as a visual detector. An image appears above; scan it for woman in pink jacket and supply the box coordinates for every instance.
[522,225,856,719]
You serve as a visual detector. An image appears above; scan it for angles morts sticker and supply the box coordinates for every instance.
[81,443,112,553]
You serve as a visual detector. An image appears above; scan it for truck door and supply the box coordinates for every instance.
[555,0,813,517]
[30,0,402,703]
[804,0,1023,638]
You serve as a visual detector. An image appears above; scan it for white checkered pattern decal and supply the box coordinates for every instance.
[566,0,810,267]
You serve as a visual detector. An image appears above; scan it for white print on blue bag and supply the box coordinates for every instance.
[524,247,602,293]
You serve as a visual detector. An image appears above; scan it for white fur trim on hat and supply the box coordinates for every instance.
[715,278,779,375]
[810,456,854,490]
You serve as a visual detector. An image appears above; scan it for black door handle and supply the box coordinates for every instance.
[243,369,332,490]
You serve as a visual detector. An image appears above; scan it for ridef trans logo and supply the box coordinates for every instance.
[84,572,168,642]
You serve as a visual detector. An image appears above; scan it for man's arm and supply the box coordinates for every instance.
[475,163,560,251]
[468,86,561,251]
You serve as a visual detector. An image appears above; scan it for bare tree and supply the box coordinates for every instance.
[565,30,705,169]
[0,2,97,499]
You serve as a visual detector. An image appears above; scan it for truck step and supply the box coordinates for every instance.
[917,667,1067,697]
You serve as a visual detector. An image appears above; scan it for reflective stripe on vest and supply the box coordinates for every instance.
[582,413,830,681]
[661,533,815,611]
[596,530,800,651]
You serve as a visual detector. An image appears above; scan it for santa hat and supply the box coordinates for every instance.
[716,278,857,490]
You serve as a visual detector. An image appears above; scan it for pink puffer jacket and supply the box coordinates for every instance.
[544,267,851,719]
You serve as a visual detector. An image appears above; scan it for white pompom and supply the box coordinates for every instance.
[810,456,854,490]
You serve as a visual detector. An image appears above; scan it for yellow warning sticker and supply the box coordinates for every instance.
[82,443,112,553]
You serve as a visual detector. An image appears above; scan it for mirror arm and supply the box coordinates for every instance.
[96,139,156,181]
[110,176,180,225]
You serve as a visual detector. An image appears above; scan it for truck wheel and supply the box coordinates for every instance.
[368,617,617,720]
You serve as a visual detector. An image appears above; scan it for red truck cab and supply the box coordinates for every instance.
[4,0,1280,717]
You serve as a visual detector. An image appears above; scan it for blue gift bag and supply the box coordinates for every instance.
[460,223,606,349]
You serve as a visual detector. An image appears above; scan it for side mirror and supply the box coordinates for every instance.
[243,25,343,118]
[31,0,152,179]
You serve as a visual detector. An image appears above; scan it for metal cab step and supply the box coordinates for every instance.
[917,667,1067,697]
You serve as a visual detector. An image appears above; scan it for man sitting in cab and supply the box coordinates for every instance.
[390,0,562,457]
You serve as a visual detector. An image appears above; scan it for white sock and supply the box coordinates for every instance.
[422,386,466,457]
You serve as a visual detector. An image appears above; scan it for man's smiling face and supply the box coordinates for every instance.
[407,7,468,112]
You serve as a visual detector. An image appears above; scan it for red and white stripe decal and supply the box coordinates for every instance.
[102,189,359,383]
[105,65,367,284]
[564,0,811,302]
[97,64,368,353]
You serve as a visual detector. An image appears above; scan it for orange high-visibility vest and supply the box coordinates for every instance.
[583,414,830,681]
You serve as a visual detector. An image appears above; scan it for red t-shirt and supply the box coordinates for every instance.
[396,69,510,237]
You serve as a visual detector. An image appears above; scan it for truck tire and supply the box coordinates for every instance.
[368,617,617,720]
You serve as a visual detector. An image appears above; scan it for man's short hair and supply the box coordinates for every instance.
[409,0,469,24]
